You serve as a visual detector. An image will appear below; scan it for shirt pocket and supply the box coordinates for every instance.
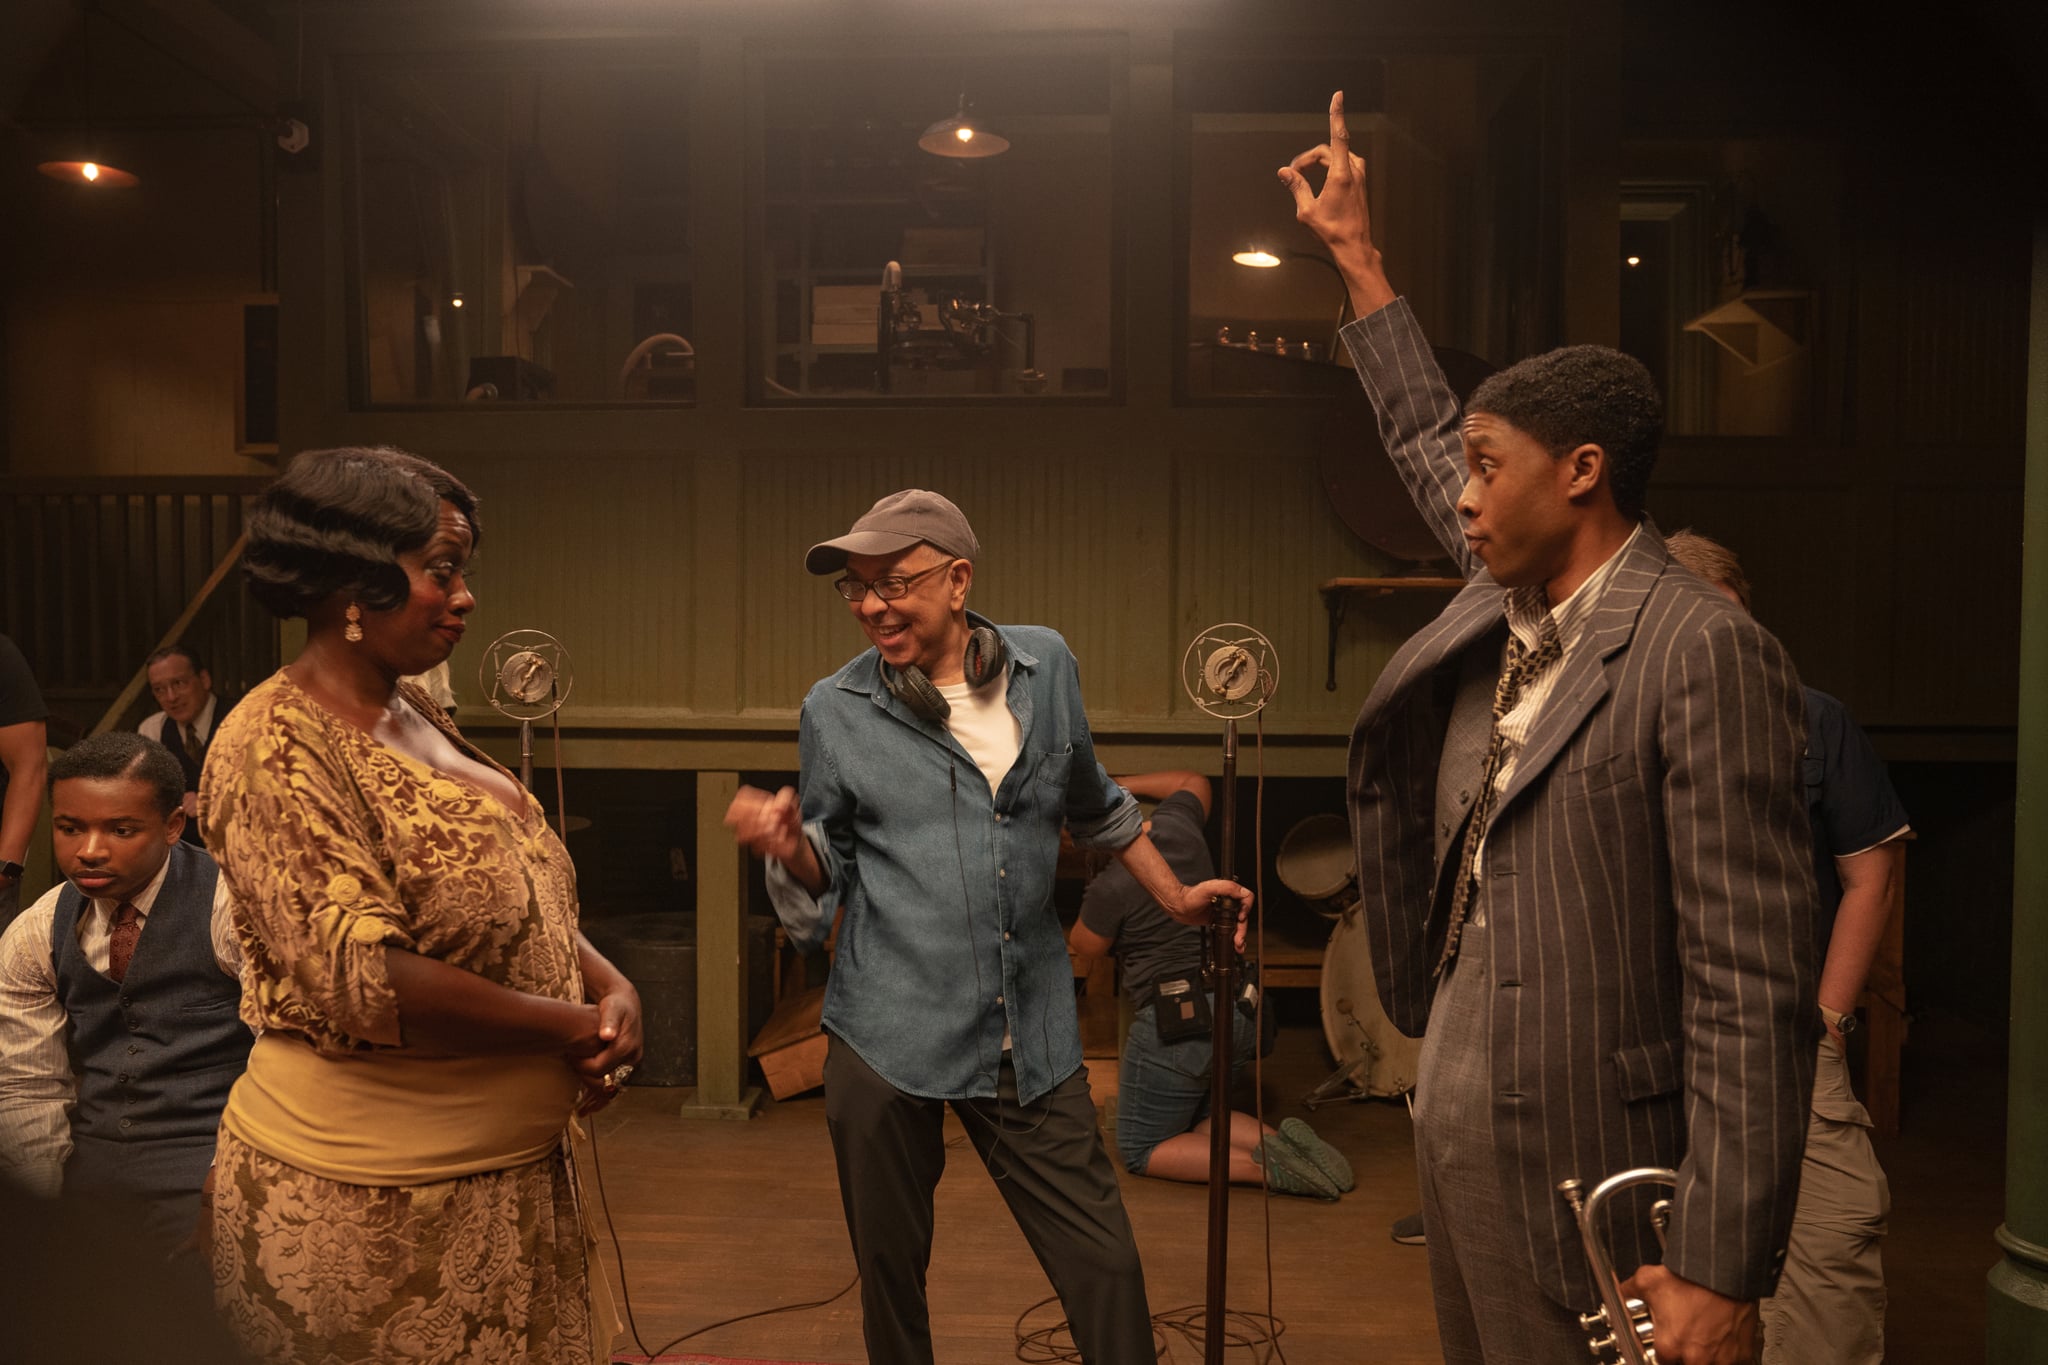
[1036,745,1075,792]
[1611,1035,1683,1103]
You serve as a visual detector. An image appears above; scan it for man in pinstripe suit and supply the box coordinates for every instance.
[1280,94,1819,1364]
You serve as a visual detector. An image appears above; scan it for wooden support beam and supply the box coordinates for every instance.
[679,769,762,1120]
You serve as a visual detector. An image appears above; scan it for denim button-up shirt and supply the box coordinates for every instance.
[766,618,1141,1104]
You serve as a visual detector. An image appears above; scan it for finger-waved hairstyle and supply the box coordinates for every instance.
[49,732,186,817]
[243,446,480,620]
[1467,345,1663,520]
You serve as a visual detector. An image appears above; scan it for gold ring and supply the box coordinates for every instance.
[606,1063,635,1089]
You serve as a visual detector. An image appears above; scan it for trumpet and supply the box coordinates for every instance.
[1557,1166,1678,1365]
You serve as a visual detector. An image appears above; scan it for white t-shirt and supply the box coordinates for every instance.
[939,673,1021,799]
[939,670,1022,1050]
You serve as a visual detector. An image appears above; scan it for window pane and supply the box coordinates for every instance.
[1184,53,1552,398]
[348,64,693,406]
[754,50,1116,402]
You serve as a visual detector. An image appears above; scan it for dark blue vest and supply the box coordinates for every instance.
[50,841,250,1200]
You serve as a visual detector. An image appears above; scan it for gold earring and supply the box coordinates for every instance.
[344,602,364,643]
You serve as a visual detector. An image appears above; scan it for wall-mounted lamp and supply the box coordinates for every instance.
[1232,246,1349,355]
[918,96,1009,159]
[37,159,139,188]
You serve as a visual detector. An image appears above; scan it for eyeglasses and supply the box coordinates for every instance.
[833,559,955,603]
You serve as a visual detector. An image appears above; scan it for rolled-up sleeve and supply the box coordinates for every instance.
[765,704,857,952]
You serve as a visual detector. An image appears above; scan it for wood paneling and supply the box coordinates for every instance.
[432,452,697,712]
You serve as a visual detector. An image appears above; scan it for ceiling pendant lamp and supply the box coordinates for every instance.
[37,158,138,188]
[34,10,139,188]
[918,95,1009,159]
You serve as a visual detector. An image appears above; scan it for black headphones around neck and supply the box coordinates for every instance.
[883,625,1007,722]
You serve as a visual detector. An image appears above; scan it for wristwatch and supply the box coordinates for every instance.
[0,860,23,881]
[1819,1003,1859,1038]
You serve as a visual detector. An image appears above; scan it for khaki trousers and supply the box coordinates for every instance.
[1760,1037,1889,1365]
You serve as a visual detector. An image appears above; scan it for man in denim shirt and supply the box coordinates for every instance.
[728,489,1252,1365]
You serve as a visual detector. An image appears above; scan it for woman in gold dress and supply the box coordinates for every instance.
[200,446,642,1363]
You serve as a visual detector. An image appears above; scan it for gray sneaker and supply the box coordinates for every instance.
[1275,1117,1356,1193]
[1391,1211,1426,1245]
[1252,1138,1341,1200]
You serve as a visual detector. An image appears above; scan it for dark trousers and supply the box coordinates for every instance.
[823,1034,1155,1364]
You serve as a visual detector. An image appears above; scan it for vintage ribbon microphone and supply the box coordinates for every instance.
[479,629,575,820]
[1180,623,1279,1364]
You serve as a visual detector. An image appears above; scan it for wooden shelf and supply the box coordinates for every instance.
[1318,575,1465,690]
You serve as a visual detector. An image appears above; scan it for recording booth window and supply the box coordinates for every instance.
[749,46,1118,404]
[1619,137,1842,441]
[344,60,696,407]
[1180,50,1557,401]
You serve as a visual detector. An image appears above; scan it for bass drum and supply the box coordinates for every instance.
[1320,909,1423,1098]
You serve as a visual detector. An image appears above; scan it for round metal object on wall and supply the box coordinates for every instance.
[1317,345,1498,565]
[1275,813,1359,921]
[1321,909,1423,1097]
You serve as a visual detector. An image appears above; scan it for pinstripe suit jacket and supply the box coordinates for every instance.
[1341,300,1820,1309]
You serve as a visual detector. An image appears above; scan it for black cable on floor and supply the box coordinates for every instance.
[1012,1294,1288,1363]
[588,1111,860,1363]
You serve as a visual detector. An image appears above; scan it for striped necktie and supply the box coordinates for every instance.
[107,902,142,983]
[1435,624,1563,976]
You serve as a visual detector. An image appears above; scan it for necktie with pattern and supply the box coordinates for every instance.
[107,901,142,983]
[1434,624,1564,976]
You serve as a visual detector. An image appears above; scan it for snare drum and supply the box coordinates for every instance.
[1275,813,1360,920]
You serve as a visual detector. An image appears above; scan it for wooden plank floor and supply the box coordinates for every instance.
[583,1011,2005,1364]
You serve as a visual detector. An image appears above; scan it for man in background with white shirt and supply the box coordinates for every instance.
[0,731,249,1252]
[136,645,227,846]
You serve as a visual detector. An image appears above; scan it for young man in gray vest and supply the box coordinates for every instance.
[0,731,250,1252]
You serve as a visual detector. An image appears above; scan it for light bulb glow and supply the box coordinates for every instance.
[37,160,139,187]
[450,295,465,309]
[1232,250,1282,268]
[1625,254,1642,267]
[956,126,974,142]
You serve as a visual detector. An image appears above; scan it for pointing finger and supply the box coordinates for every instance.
[1327,90,1352,182]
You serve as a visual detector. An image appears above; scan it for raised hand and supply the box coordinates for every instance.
[725,784,804,863]
[1277,91,1395,317]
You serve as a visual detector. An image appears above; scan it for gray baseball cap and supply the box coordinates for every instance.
[805,489,981,575]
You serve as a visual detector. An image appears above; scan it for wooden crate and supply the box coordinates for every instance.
[747,984,828,1100]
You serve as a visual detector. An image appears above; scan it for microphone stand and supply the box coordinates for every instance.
[1203,718,1239,1365]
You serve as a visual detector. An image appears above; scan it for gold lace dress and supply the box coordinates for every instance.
[200,672,595,1364]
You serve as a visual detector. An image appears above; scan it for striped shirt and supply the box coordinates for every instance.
[1472,523,1645,919]
[0,859,241,1197]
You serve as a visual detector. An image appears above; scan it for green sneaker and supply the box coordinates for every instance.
[1276,1117,1356,1193]
[1252,1137,1341,1200]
